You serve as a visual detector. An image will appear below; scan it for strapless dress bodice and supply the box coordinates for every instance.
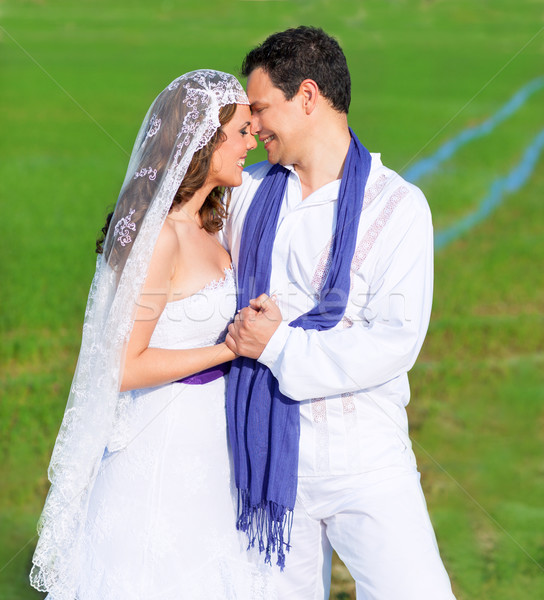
[149,267,236,350]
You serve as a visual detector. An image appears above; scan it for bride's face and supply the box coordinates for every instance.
[208,104,257,188]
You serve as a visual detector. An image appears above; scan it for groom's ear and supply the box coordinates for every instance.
[298,79,319,115]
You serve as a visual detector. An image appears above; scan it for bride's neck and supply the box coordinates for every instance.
[168,184,215,225]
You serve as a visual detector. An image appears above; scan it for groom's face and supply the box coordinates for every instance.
[246,68,303,166]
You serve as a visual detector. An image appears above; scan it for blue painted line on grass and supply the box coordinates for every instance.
[435,128,544,251]
[404,76,544,184]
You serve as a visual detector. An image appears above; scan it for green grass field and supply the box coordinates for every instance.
[1,1,543,598]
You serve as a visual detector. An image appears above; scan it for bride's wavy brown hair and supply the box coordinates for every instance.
[96,103,237,255]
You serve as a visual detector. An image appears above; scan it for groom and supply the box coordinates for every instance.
[224,26,456,599]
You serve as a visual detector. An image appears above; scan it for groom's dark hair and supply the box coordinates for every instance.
[241,26,351,114]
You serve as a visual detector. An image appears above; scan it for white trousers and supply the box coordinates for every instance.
[271,453,456,599]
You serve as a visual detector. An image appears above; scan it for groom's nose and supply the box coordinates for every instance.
[250,114,261,135]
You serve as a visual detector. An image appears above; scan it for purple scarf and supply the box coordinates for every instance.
[226,129,371,568]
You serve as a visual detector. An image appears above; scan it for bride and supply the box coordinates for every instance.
[30,70,274,599]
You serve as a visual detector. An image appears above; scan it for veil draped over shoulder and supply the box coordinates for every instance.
[30,70,249,599]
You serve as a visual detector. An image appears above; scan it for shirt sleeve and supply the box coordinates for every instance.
[257,192,434,401]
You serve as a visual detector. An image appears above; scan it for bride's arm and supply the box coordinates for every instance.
[120,225,236,393]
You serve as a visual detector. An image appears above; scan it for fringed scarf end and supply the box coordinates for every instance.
[236,488,293,569]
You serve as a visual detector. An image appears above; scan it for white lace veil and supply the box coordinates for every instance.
[30,70,249,598]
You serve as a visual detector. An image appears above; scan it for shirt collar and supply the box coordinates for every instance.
[281,152,381,208]
[285,167,340,209]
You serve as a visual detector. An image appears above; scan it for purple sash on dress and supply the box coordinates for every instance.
[176,362,230,385]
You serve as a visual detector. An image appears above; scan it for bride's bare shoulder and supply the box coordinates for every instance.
[153,219,181,261]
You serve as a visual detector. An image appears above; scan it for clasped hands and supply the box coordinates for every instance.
[225,293,282,359]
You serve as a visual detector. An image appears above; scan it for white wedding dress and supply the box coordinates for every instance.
[78,268,275,599]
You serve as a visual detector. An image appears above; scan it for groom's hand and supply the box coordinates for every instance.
[226,294,282,359]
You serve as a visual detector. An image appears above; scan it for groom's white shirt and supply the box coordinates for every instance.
[223,153,434,477]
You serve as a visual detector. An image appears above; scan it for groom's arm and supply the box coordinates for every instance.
[227,196,433,401]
